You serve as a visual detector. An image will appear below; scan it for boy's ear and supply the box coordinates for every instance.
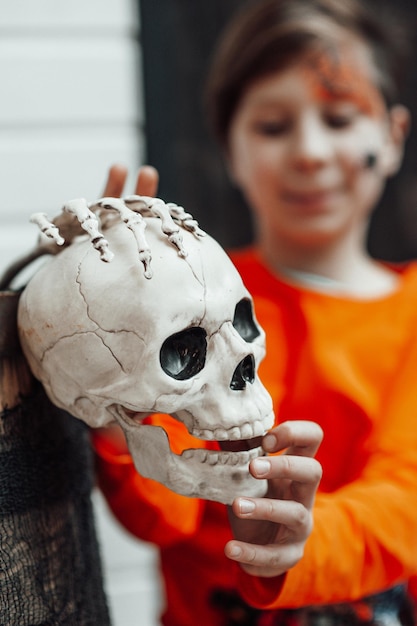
[382,105,411,177]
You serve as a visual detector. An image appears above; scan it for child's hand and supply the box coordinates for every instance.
[101,164,159,198]
[225,420,323,578]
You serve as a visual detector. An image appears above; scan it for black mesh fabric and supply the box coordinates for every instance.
[0,291,111,625]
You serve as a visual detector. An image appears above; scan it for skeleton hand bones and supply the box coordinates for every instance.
[30,195,205,278]
[0,192,203,290]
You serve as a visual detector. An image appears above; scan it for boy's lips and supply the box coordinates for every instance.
[282,188,337,205]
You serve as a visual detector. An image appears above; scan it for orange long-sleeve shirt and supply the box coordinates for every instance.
[93,247,417,626]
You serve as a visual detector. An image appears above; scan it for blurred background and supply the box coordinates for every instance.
[0,1,416,624]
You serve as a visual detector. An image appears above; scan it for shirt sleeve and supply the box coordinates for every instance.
[238,333,417,608]
[92,413,205,548]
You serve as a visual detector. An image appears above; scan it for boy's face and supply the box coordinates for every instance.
[227,36,408,252]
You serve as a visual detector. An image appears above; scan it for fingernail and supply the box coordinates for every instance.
[239,498,255,514]
[252,458,270,476]
[228,545,242,558]
[263,434,276,452]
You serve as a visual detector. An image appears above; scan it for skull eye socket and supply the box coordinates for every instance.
[160,327,207,380]
[233,298,260,343]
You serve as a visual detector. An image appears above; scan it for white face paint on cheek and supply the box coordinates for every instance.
[337,116,388,177]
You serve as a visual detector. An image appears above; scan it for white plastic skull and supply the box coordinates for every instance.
[18,196,274,504]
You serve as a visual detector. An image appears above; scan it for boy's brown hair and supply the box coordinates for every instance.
[205,0,409,148]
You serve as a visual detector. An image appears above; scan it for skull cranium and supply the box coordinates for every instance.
[18,197,274,504]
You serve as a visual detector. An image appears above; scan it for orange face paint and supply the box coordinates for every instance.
[302,47,386,118]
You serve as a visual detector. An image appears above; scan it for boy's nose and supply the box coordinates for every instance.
[291,115,332,171]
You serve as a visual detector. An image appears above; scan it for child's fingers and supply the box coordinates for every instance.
[101,163,128,197]
[263,420,323,458]
[100,164,159,199]
[250,453,322,510]
[225,497,308,577]
[225,538,304,577]
[134,165,159,197]
[232,493,311,533]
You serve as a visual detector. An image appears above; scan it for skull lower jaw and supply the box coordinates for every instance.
[111,405,270,504]
[170,446,268,504]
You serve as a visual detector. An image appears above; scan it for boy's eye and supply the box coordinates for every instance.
[325,114,354,129]
[253,120,290,136]
[324,106,359,129]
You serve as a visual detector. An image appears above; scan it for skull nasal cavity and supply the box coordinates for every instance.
[230,355,255,391]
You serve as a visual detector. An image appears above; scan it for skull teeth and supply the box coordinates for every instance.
[181,446,262,466]
[193,418,267,442]
[228,427,241,440]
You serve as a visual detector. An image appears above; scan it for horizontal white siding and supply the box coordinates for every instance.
[0,0,144,271]
[93,490,163,626]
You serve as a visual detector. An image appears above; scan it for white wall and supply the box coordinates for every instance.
[0,0,144,274]
[93,490,163,626]
[0,2,162,624]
